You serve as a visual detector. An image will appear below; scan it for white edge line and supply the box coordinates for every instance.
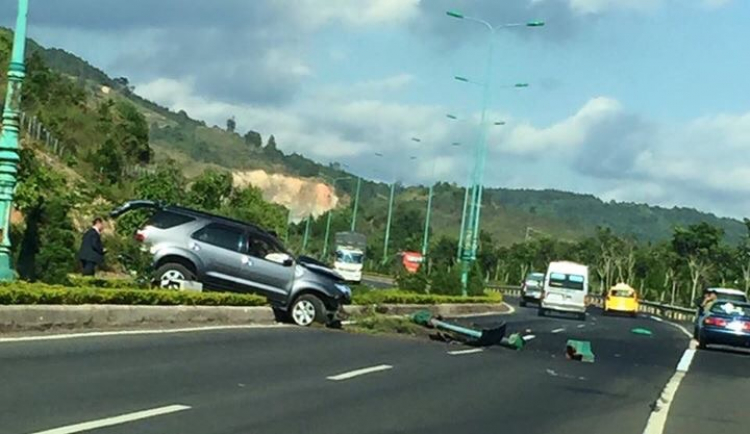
[30,404,191,434]
[648,315,692,339]
[448,348,484,356]
[0,324,286,344]
[676,348,696,373]
[551,328,566,334]
[642,347,695,434]
[327,364,393,381]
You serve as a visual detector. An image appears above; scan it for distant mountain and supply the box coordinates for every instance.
[14,30,747,246]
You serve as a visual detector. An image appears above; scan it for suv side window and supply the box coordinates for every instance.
[192,224,244,252]
[148,211,195,229]
[247,233,285,259]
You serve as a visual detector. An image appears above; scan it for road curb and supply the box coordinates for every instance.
[0,305,277,332]
[0,303,510,333]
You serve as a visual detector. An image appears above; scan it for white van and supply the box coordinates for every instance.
[540,261,589,320]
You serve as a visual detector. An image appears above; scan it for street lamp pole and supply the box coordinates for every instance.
[447,10,543,295]
[0,0,29,281]
[302,215,311,253]
[350,176,361,232]
[322,176,352,259]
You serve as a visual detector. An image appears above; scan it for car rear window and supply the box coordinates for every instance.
[710,301,750,316]
[610,289,635,298]
[148,211,195,229]
[549,273,585,291]
[716,294,748,303]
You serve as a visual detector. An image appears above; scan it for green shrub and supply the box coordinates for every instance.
[430,266,462,295]
[396,269,428,293]
[67,275,142,289]
[352,289,501,305]
[0,282,266,306]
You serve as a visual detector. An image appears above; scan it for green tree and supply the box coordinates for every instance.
[223,186,287,235]
[672,222,724,303]
[188,170,233,211]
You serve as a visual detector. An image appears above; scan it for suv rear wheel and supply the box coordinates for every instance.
[155,263,195,289]
[290,294,326,327]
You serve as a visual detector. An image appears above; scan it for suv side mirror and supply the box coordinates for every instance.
[282,258,294,267]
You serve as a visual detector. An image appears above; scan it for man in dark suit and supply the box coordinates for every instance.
[78,217,105,276]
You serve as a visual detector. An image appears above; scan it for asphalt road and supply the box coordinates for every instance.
[0,300,743,434]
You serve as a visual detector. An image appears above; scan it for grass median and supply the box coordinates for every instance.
[351,288,503,305]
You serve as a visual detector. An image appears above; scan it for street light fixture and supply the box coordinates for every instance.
[447,8,543,295]
[0,0,29,281]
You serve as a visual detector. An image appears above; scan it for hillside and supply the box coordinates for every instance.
[6,28,747,250]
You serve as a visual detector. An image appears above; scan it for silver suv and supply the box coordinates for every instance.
[110,200,351,326]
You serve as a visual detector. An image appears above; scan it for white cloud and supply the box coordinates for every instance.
[567,0,663,14]
[295,0,421,27]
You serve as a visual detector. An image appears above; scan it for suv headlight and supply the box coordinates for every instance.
[335,283,352,298]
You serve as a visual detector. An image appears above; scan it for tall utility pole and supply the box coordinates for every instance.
[302,215,311,253]
[350,176,361,232]
[0,0,29,281]
[382,179,396,265]
[321,175,353,259]
[447,10,543,295]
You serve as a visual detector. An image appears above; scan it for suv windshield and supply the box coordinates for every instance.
[549,273,585,291]
[715,294,748,303]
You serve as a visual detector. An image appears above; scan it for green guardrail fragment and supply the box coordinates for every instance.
[631,327,653,336]
[566,339,595,363]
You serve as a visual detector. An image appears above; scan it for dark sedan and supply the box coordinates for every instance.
[697,301,750,350]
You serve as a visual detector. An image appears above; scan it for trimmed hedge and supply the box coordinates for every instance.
[67,275,144,289]
[352,289,502,305]
[0,282,266,307]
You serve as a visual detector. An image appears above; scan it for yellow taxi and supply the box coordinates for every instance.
[604,283,639,316]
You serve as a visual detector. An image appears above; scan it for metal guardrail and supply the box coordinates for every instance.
[488,284,696,323]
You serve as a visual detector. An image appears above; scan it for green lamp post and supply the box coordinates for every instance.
[321,175,353,259]
[0,0,29,281]
[447,9,543,295]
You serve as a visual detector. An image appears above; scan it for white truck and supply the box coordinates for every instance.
[333,232,366,284]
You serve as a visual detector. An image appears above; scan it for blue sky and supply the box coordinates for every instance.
[2,0,749,217]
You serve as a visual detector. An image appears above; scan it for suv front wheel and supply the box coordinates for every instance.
[155,263,195,289]
[290,294,327,327]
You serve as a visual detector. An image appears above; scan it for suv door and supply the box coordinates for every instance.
[190,223,246,290]
[235,231,295,304]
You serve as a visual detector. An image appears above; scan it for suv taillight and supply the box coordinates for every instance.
[134,231,146,242]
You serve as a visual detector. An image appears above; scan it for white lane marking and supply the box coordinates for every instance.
[29,404,191,434]
[522,334,537,341]
[551,328,566,334]
[648,315,692,339]
[641,347,696,434]
[448,348,484,356]
[0,325,286,344]
[503,302,516,315]
[327,364,393,381]
[676,349,696,373]
[577,324,586,329]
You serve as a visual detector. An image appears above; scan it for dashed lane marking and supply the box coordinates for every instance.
[448,348,484,356]
[28,404,191,434]
[327,364,393,381]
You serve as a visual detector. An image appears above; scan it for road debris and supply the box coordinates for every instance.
[566,339,595,363]
[412,310,523,348]
[631,327,653,336]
